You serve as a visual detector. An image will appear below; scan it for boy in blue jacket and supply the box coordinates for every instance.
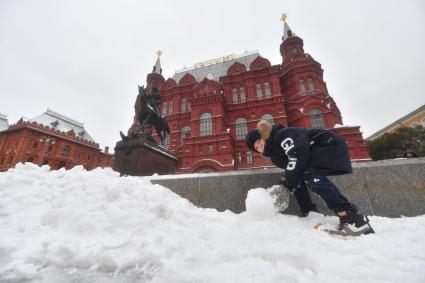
[246,120,374,236]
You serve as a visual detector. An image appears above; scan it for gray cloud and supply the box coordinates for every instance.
[1,0,424,149]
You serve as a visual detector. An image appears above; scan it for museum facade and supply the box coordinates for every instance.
[128,21,370,173]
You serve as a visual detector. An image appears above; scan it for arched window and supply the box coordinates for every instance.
[261,114,274,125]
[235,118,248,140]
[180,126,191,145]
[200,113,212,136]
[33,142,38,149]
[310,108,326,128]
[264,82,271,97]
[27,157,34,163]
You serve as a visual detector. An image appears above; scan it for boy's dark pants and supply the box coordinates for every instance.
[294,168,357,214]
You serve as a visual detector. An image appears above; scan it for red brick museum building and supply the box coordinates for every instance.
[128,20,370,173]
[0,109,112,172]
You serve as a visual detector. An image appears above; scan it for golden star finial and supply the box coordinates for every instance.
[156,50,162,58]
[280,12,287,22]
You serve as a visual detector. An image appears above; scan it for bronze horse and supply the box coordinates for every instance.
[136,85,170,145]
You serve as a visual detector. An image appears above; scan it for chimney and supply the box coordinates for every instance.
[104,146,109,154]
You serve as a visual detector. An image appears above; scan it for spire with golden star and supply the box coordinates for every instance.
[280,12,287,22]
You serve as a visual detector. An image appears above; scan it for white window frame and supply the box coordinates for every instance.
[240,87,246,102]
[200,113,212,136]
[256,83,262,99]
[235,118,248,140]
[162,102,167,115]
[310,108,326,128]
[180,126,191,145]
[308,78,315,95]
[300,79,307,95]
[169,100,174,114]
[232,88,238,103]
[181,97,186,113]
[247,151,253,164]
[264,82,271,97]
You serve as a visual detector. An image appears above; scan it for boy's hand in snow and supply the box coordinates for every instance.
[279,176,296,194]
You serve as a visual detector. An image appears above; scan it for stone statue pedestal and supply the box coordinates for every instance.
[113,136,178,176]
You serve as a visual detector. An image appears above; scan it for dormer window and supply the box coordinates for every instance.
[78,131,85,137]
[51,121,59,128]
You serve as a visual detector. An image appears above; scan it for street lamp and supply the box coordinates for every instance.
[39,136,56,166]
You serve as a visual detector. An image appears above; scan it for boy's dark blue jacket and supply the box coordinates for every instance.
[263,125,352,188]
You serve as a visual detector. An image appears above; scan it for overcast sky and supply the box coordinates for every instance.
[1,0,424,150]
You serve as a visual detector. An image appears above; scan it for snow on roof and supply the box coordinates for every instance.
[173,50,260,83]
[0,113,9,131]
[29,108,95,142]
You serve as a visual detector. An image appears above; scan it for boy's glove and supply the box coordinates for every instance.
[279,176,297,194]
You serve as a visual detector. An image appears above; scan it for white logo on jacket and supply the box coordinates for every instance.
[281,138,297,170]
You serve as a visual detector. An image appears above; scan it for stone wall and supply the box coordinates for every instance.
[150,158,425,217]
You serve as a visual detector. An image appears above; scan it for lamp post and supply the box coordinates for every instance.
[39,136,55,166]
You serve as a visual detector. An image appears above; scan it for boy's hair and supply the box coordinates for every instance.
[257,120,272,140]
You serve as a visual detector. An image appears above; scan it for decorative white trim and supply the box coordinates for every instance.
[46,108,84,127]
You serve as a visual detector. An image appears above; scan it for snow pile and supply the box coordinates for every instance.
[1,163,425,283]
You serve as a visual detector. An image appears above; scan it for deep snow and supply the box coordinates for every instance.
[0,163,424,283]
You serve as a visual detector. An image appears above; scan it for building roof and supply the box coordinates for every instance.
[282,21,293,42]
[0,113,9,131]
[172,51,260,83]
[366,104,425,140]
[29,108,95,142]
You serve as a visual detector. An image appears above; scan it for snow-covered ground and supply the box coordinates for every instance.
[1,163,424,283]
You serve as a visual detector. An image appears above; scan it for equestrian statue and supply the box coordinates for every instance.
[120,85,170,145]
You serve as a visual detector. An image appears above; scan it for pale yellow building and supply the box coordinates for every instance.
[367,104,425,140]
